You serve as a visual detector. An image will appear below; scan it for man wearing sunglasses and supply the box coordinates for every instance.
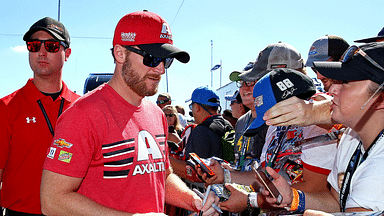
[40,11,219,216]
[156,92,172,109]
[262,42,384,215]
[0,17,80,216]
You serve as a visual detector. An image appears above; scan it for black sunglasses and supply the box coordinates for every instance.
[341,45,384,73]
[236,80,256,88]
[26,39,68,53]
[165,113,175,117]
[230,100,241,105]
[124,46,174,69]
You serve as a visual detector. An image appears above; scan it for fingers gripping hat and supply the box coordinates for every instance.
[113,10,190,63]
[244,68,316,137]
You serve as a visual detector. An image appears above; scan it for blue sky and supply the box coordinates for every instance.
[1,0,383,113]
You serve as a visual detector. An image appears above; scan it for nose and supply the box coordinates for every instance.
[328,82,342,97]
[38,44,48,56]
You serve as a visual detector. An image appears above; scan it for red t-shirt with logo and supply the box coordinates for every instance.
[43,84,169,213]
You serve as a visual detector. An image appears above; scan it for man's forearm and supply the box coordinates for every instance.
[165,172,198,212]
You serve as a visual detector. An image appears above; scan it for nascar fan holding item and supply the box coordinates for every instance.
[40,11,219,216]
[263,42,384,215]
[197,68,337,213]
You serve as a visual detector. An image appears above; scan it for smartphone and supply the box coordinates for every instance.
[188,153,215,178]
[251,161,283,204]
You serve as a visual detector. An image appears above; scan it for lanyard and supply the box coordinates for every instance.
[266,125,291,168]
[37,98,65,136]
[238,115,253,170]
[339,129,384,212]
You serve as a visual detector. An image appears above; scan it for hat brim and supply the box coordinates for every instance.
[305,56,331,67]
[240,67,270,82]
[354,36,384,43]
[313,61,363,82]
[229,71,242,82]
[138,43,190,63]
[23,27,66,42]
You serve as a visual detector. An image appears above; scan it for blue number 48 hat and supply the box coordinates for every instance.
[244,68,316,137]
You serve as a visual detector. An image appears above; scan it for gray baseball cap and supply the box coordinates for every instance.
[305,35,349,67]
[239,42,304,82]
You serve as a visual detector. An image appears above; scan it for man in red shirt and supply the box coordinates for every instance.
[40,11,219,216]
[0,17,80,215]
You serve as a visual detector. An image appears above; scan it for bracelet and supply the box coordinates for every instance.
[223,169,231,184]
[290,188,299,212]
[247,193,254,212]
[296,189,306,213]
[290,188,305,213]
[248,192,258,208]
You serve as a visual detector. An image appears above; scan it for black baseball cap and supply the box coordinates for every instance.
[313,42,384,85]
[244,68,316,137]
[23,17,70,47]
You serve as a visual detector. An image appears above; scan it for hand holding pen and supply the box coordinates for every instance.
[193,186,222,215]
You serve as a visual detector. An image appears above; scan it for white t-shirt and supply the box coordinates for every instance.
[328,128,384,211]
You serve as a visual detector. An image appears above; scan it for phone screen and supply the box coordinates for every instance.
[251,161,282,204]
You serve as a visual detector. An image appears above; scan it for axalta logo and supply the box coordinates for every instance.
[53,138,73,148]
[160,23,172,40]
[121,32,136,42]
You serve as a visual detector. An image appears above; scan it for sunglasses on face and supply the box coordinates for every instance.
[341,45,384,73]
[236,80,256,88]
[26,39,68,53]
[189,102,196,110]
[165,113,175,117]
[230,100,241,105]
[124,46,174,69]
[156,99,170,105]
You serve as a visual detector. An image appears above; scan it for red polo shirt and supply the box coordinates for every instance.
[0,78,80,214]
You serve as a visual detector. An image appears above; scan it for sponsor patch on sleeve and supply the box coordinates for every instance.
[58,150,73,163]
[47,147,56,159]
[53,138,73,148]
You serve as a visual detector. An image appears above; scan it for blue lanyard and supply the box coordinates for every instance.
[339,129,384,212]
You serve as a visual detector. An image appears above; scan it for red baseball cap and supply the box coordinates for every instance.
[113,10,190,63]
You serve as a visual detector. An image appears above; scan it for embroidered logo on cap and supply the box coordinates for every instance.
[276,78,297,99]
[48,24,63,34]
[121,32,137,42]
[254,95,264,107]
[160,23,172,40]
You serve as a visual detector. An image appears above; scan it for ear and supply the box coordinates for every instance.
[372,92,384,110]
[64,48,71,61]
[113,45,127,64]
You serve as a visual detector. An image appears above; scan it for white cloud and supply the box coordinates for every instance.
[11,45,28,53]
